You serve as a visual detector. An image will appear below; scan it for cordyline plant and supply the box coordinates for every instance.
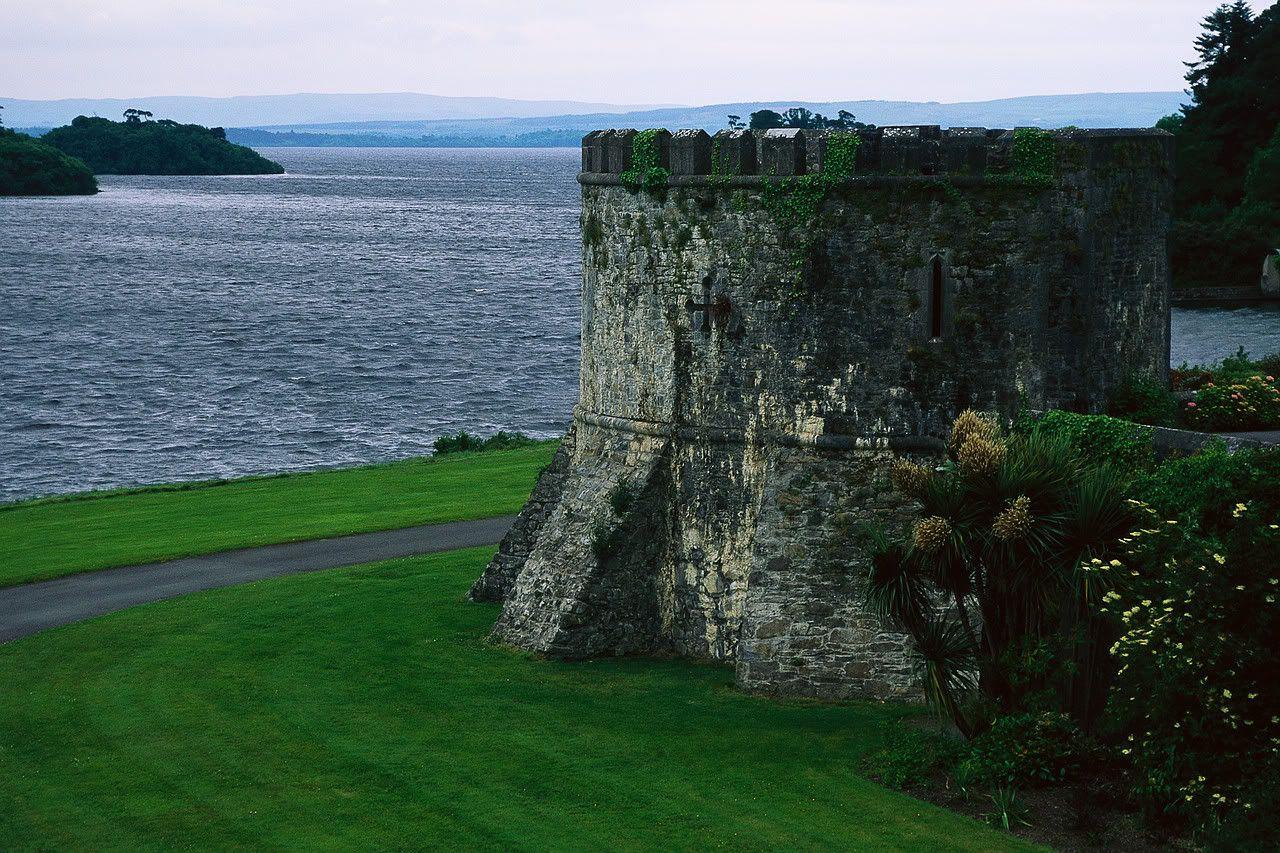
[864,410,1136,738]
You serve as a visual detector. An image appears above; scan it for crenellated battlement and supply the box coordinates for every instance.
[580,126,1172,182]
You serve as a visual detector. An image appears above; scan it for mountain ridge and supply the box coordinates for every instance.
[0,92,684,129]
[245,92,1187,136]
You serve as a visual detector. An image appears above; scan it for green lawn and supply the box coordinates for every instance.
[0,444,556,588]
[0,548,1033,850]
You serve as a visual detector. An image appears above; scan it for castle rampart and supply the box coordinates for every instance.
[473,126,1174,700]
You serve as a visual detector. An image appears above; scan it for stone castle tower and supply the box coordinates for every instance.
[472,125,1173,700]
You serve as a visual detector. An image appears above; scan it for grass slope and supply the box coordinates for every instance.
[0,548,1033,850]
[0,444,555,588]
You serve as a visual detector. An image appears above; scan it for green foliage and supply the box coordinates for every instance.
[858,724,964,790]
[1168,2,1280,288]
[1132,444,1280,536]
[757,132,862,289]
[590,517,626,562]
[709,135,733,186]
[984,786,1032,832]
[42,115,284,175]
[583,212,604,248]
[591,479,642,562]
[1169,215,1272,291]
[957,712,1085,789]
[746,107,866,130]
[1174,347,1280,386]
[1170,349,1280,430]
[620,129,669,193]
[865,412,1137,737]
[608,481,638,516]
[432,430,539,456]
[0,128,97,196]
[1184,373,1280,430]
[1010,128,1056,188]
[1097,502,1280,832]
[1107,373,1178,427]
[1027,411,1155,472]
[1200,758,1280,852]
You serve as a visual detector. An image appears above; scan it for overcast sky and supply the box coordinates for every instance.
[1,1,1230,103]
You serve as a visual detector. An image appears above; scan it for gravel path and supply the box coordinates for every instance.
[0,515,516,643]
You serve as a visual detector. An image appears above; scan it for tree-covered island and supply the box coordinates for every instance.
[41,110,284,176]
[0,116,98,196]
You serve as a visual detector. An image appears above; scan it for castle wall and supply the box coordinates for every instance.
[482,126,1173,701]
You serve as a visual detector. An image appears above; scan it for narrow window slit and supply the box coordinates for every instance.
[929,255,944,339]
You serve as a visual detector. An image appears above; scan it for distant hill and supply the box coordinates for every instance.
[0,93,682,130]
[43,116,284,176]
[235,92,1187,147]
[0,128,97,196]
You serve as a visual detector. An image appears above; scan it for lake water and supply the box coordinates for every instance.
[2,147,1277,503]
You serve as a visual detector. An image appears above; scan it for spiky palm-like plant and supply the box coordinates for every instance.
[867,411,1135,737]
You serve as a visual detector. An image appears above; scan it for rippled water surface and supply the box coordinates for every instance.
[1169,304,1280,368]
[2,148,580,502]
[2,147,1278,502]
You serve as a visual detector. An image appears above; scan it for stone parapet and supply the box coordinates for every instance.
[579,126,1173,180]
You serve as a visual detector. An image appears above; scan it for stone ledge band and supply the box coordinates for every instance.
[573,408,946,452]
[578,173,1037,189]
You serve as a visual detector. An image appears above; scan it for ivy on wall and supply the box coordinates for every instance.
[1010,128,1056,188]
[621,129,670,193]
[758,133,863,283]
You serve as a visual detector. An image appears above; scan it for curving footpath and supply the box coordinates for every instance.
[0,514,516,644]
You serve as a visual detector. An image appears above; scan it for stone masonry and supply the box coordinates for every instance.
[471,125,1174,700]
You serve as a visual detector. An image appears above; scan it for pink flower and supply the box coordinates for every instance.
[1231,393,1240,400]
[1187,402,1197,408]
[1268,376,1275,382]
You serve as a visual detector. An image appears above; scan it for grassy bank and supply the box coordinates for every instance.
[0,547,1031,850]
[0,444,556,588]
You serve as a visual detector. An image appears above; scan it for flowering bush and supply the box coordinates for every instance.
[1184,374,1280,431]
[1094,502,1279,832]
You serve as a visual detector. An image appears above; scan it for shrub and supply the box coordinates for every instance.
[1214,347,1264,384]
[608,481,638,516]
[589,518,625,562]
[956,712,1085,789]
[858,725,964,790]
[590,480,641,563]
[1170,366,1215,391]
[983,786,1031,832]
[1027,411,1155,472]
[1108,373,1178,427]
[1201,757,1280,852]
[433,430,538,455]
[1131,443,1257,532]
[1095,504,1279,832]
[865,411,1137,737]
[1183,374,1280,431]
[1257,351,1280,379]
